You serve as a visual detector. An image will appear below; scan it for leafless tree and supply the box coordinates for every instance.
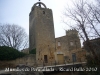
[62,0,100,62]
[86,0,100,37]
[0,24,29,50]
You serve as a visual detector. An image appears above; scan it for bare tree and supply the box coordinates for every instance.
[86,0,100,37]
[62,0,100,62]
[0,24,29,50]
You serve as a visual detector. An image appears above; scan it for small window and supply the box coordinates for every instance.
[58,41,61,46]
[43,11,45,14]
[70,41,74,46]
[72,53,76,62]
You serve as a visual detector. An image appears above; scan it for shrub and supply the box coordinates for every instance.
[29,48,36,54]
[0,46,26,60]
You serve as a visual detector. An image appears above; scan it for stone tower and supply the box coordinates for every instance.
[66,29,81,50]
[29,1,56,65]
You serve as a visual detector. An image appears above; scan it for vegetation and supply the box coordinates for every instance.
[0,24,29,50]
[86,56,100,75]
[63,0,100,74]
[63,0,100,59]
[29,48,36,54]
[78,55,100,75]
[0,46,26,61]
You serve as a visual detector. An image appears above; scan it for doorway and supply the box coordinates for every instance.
[44,55,48,63]
[57,54,64,64]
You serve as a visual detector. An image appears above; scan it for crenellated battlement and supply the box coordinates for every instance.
[66,29,78,35]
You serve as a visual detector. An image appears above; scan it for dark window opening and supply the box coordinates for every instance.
[44,55,48,63]
[72,53,76,62]
[43,11,45,14]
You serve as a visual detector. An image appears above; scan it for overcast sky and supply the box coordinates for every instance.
[0,0,73,38]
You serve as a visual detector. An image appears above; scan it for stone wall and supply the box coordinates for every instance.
[21,48,29,54]
[0,54,36,69]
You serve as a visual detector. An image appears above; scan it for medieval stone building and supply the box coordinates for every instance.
[29,1,86,66]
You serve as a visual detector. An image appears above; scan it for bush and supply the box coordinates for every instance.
[29,48,36,54]
[86,55,100,75]
[0,46,26,61]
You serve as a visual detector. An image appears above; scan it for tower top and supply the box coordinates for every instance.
[38,0,41,7]
[30,0,47,15]
[32,0,47,9]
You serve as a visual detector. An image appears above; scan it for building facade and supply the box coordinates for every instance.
[55,29,84,64]
[29,1,86,66]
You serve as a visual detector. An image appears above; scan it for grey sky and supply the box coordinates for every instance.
[0,0,71,38]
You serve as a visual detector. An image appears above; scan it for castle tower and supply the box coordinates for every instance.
[29,1,55,65]
[66,29,81,50]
